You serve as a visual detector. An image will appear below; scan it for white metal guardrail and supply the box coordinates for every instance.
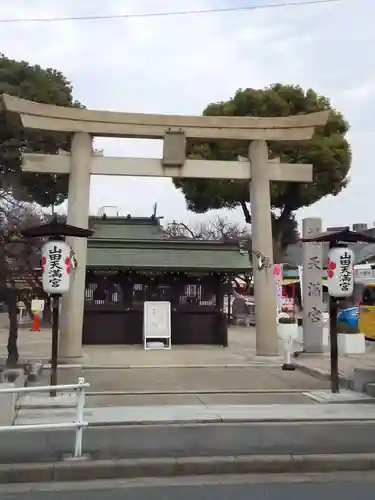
[0,377,89,457]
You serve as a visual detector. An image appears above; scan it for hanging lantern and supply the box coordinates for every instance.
[327,247,354,297]
[41,240,72,294]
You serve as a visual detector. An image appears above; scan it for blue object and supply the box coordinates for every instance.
[338,306,359,328]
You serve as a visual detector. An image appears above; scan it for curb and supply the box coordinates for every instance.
[80,364,280,369]
[294,362,352,389]
[86,389,306,396]
[14,417,375,427]
[1,453,375,483]
[41,364,285,371]
[42,364,261,370]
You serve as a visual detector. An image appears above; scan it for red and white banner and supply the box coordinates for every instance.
[273,264,283,313]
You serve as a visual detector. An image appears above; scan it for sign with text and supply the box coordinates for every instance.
[41,240,72,294]
[302,218,324,353]
[327,247,354,297]
[273,264,283,313]
[143,301,171,349]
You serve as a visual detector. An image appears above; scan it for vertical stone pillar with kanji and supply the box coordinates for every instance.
[302,218,324,353]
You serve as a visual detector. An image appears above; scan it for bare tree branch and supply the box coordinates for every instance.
[164,216,250,242]
[0,190,46,366]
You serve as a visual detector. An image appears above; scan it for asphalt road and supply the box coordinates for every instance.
[2,421,375,463]
[2,473,375,499]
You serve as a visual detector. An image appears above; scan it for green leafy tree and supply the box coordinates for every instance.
[0,53,84,206]
[174,84,351,262]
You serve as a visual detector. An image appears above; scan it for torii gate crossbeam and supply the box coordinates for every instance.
[22,153,313,182]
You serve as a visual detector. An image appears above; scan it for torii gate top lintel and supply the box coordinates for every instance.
[1,93,329,142]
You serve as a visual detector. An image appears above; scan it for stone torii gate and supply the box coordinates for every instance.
[1,94,328,360]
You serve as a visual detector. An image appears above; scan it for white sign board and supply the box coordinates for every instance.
[31,299,44,313]
[354,264,374,283]
[143,301,171,349]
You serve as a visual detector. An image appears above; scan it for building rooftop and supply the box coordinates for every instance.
[87,216,250,273]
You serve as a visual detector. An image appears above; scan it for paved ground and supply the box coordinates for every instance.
[0,320,280,366]
[3,421,375,463]
[36,365,330,394]
[83,392,313,407]
[18,367,329,409]
[2,314,375,396]
[14,402,375,426]
[3,473,375,500]
[294,347,375,382]
[1,316,333,402]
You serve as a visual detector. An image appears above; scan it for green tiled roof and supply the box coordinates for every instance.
[87,242,250,272]
[86,217,251,272]
[89,216,164,240]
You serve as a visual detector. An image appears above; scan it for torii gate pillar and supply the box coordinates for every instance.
[249,140,278,355]
[59,133,92,360]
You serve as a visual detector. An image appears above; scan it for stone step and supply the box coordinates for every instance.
[364,382,375,397]
[0,382,16,425]
[15,392,77,410]
[352,367,375,392]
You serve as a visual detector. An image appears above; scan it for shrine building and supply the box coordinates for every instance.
[83,214,250,346]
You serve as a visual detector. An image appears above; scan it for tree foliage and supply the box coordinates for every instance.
[0,53,84,207]
[173,84,351,261]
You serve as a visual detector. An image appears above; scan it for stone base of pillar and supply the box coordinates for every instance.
[57,356,84,365]
[256,347,280,357]
[50,363,83,386]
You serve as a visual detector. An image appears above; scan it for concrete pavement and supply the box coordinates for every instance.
[294,349,375,387]
[14,402,375,426]
[2,312,375,378]
[83,392,315,407]
[2,453,375,484]
[17,391,317,410]
[4,421,375,463]
[10,327,333,409]
[2,317,375,400]
[0,322,284,367]
[33,365,331,396]
[3,473,375,500]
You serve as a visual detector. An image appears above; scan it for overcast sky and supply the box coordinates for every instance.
[0,0,373,229]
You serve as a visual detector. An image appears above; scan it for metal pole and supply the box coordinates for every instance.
[329,295,339,393]
[50,294,60,397]
[329,239,342,394]
[74,377,86,458]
